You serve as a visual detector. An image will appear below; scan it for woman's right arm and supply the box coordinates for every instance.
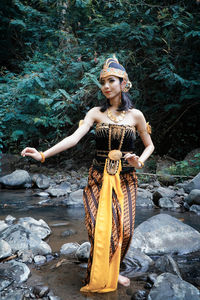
[21,107,97,162]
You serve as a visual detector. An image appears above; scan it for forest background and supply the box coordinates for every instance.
[0,0,200,175]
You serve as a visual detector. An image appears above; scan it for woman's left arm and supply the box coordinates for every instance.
[135,111,155,164]
[124,110,154,168]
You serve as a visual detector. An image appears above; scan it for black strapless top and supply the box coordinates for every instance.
[93,123,136,172]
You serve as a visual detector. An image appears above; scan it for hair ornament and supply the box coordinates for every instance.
[100,55,132,92]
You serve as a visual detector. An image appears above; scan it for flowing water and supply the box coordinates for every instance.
[0,189,200,300]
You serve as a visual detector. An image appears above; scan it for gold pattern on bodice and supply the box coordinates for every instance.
[95,123,136,140]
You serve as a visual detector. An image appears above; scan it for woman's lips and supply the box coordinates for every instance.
[105,91,111,94]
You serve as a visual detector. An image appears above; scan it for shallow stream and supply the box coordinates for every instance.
[0,189,200,300]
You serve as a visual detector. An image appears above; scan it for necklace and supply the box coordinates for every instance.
[107,108,126,123]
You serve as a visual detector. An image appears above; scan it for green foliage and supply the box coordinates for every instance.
[168,154,200,176]
[0,0,200,159]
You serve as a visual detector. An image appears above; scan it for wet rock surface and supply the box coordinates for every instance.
[130,213,200,255]
[148,272,200,300]
[0,161,199,299]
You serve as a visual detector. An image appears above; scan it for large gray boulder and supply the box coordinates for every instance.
[130,214,200,255]
[183,172,200,193]
[153,187,176,205]
[122,248,154,277]
[184,189,200,206]
[136,189,154,207]
[0,170,32,188]
[18,217,51,239]
[0,225,52,255]
[148,273,200,300]
[68,189,84,206]
[0,260,30,284]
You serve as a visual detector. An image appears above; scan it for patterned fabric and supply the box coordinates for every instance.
[83,165,137,284]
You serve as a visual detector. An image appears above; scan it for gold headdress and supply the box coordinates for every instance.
[100,56,132,92]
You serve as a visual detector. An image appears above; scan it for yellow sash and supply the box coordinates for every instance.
[80,159,124,293]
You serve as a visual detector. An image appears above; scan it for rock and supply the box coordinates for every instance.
[76,242,91,262]
[0,221,9,233]
[122,248,153,278]
[158,197,180,208]
[155,254,182,278]
[190,205,200,215]
[0,278,13,292]
[79,178,88,189]
[136,189,154,207]
[34,255,46,264]
[60,242,80,257]
[33,285,49,297]
[183,172,200,193]
[131,290,148,300]
[0,224,52,255]
[18,249,33,263]
[130,214,200,255]
[0,170,32,188]
[61,229,77,237]
[34,174,50,189]
[0,239,12,259]
[153,187,176,205]
[68,189,84,206]
[46,185,70,197]
[0,289,26,300]
[18,217,51,239]
[148,273,200,300]
[0,260,30,284]
[5,215,16,225]
[185,189,200,206]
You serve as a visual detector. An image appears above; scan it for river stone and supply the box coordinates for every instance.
[0,170,32,188]
[0,289,25,300]
[155,254,182,279]
[153,187,176,204]
[0,278,13,292]
[5,215,16,225]
[0,239,12,259]
[68,189,83,206]
[18,217,51,239]
[0,221,9,233]
[190,205,200,215]
[76,242,91,262]
[136,189,154,207]
[148,272,200,300]
[130,214,200,255]
[184,189,200,206]
[34,174,50,189]
[121,248,154,277]
[0,260,30,283]
[0,224,52,255]
[183,172,200,193]
[46,186,69,197]
[34,255,46,264]
[60,242,80,256]
[158,197,180,208]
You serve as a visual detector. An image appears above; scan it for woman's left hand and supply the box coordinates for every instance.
[124,153,141,168]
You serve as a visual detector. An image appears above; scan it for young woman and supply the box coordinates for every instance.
[21,57,154,293]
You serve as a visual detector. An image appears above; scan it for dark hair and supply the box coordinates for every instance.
[100,78,133,112]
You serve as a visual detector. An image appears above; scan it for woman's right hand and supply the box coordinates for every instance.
[21,147,43,162]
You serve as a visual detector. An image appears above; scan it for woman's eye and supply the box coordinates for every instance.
[109,79,114,83]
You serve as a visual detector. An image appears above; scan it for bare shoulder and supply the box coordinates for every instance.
[130,108,145,120]
[87,106,101,115]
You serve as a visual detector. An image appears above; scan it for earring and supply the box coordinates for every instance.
[121,79,132,92]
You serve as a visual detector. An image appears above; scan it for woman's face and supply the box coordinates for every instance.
[100,76,121,99]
